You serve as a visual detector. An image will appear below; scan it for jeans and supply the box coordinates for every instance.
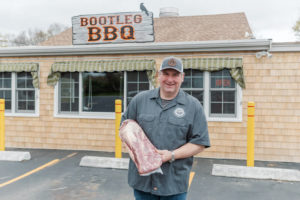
[134,189,187,200]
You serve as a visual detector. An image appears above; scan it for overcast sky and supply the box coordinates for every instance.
[2,0,300,42]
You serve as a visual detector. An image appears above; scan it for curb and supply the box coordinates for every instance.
[79,156,129,169]
[212,164,300,182]
[0,151,31,161]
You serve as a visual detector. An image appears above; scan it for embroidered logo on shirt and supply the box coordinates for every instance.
[174,108,185,118]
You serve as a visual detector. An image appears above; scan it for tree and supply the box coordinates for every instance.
[47,23,68,37]
[0,33,10,47]
[28,29,49,45]
[293,18,300,40]
[12,31,30,46]
[2,23,69,47]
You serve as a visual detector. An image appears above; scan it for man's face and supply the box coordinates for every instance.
[158,69,184,98]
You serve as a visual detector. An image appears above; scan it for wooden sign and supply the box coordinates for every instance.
[72,12,154,45]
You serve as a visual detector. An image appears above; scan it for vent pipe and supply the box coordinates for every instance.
[159,7,179,17]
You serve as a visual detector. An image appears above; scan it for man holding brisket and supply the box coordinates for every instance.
[121,56,210,200]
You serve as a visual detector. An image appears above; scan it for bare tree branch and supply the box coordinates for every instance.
[2,23,69,47]
[293,18,300,40]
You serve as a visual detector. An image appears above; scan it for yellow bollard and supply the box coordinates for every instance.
[115,99,122,158]
[0,99,5,151]
[247,102,255,167]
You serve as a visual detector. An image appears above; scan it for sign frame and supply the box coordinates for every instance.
[72,12,154,45]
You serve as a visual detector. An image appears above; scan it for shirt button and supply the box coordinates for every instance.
[153,187,158,191]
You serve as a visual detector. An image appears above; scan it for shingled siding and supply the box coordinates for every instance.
[201,52,300,162]
[4,56,118,152]
[3,53,300,163]
[245,53,300,162]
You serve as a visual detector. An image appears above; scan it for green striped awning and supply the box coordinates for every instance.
[47,59,156,87]
[0,63,39,88]
[182,57,245,89]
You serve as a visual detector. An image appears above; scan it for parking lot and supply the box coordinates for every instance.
[1,148,300,200]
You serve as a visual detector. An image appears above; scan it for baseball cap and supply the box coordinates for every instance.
[160,57,183,73]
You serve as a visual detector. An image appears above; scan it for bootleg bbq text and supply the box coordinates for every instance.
[80,14,143,42]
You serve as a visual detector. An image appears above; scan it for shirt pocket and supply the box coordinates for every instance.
[137,114,156,134]
[167,116,189,147]
[168,116,188,127]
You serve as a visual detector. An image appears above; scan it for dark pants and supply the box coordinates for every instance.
[134,189,187,200]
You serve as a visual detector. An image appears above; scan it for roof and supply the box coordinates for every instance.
[39,12,253,46]
[1,40,272,57]
[153,13,252,42]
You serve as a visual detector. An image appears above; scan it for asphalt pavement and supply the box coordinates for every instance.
[0,148,300,200]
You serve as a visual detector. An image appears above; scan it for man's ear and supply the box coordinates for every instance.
[181,72,185,82]
[157,71,161,80]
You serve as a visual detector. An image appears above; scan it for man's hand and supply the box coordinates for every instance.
[157,150,172,163]
[157,143,205,163]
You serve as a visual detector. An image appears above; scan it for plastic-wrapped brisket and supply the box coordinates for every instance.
[119,119,163,175]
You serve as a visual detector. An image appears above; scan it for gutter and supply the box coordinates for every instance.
[0,39,271,57]
[270,42,300,52]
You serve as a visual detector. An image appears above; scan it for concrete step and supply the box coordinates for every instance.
[0,151,31,161]
[80,156,129,169]
[212,164,300,182]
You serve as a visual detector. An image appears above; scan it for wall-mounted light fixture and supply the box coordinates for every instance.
[256,51,272,59]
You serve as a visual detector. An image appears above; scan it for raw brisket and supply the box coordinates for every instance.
[119,119,162,175]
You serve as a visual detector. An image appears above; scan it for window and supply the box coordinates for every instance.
[0,72,12,110]
[181,69,241,121]
[59,72,79,113]
[0,72,38,115]
[56,71,150,117]
[82,72,124,112]
[16,72,35,112]
[181,69,204,105]
[210,70,236,117]
[126,71,149,105]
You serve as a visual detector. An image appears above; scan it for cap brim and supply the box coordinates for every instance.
[160,67,182,72]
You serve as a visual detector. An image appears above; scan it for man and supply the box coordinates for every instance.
[121,56,210,200]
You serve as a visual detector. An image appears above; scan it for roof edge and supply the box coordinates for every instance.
[0,39,271,57]
[270,42,300,52]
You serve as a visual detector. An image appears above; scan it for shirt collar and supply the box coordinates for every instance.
[149,88,186,105]
[176,89,186,105]
[149,88,160,99]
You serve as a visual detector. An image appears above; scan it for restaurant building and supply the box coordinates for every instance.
[0,9,300,163]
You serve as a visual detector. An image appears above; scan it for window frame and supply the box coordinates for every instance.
[181,69,204,106]
[209,70,237,118]
[0,72,12,111]
[16,72,37,113]
[58,72,80,114]
[182,70,242,122]
[2,72,39,117]
[125,70,150,106]
[54,71,152,119]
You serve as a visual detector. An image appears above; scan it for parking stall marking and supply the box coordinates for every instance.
[189,171,195,189]
[0,152,77,188]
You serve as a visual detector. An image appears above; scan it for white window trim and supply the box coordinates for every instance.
[53,70,242,122]
[123,71,128,111]
[204,71,242,122]
[54,73,116,119]
[54,71,152,119]
[206,84,242,122]
[4,72,39,117]
[185,71,242,122]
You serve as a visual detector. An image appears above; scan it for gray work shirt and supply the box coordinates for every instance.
[121,88,210,196]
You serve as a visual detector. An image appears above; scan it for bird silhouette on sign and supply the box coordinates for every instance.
[140,3,149,16]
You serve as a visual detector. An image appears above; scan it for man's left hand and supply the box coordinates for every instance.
[157,150,172,163]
